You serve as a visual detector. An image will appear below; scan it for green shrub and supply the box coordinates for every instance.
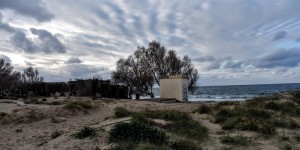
[74,126,96,139]
[273,118,300,129]
[245,108,271,119]
[50,101,61,105]
[64,101,92,110]
[196,105,212,114]
[220,134,249,146]
[114,107,132,118]
[264,101,280,111]
[51,131,61,139]
[108,122,168,145]
[294,134,300,142]
[214,109,236,123]
[279,144,292,150]
[170,140,201,150]
[164,119,208,141]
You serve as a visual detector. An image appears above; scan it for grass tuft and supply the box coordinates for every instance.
[74,126,96,139]
[64,101,92,110]
[220,134,249,146]
[114,107,132,118]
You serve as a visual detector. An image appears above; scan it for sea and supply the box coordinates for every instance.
[148,83,300,102]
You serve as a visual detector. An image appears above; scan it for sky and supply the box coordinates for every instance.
[0,0,300,86]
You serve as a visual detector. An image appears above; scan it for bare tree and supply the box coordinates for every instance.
[22,66,44,84]
[141,41,199,93]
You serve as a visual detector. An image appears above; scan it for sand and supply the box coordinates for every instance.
[0,96,299,150]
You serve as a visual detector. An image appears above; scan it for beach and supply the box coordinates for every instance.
[0,92,300,149]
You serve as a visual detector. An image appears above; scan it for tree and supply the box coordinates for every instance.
[112,52,154,99]
[22,66,44,84]
[0,59,22,92]
[140,41,199,93]
[112,41,199,98]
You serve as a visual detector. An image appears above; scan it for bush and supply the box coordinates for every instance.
[294,134,300,142]
[214,109,236,123]
[279,144,292,150]
[164,119,208,141]
[74,126,96,139]
[108,122,168,145]
[136,109,208,141]
[264,101,280,111]
[220,134,249,146]
[196,105,212,114]
[64,101,92,110]
[51,131,61,139]
[114,107,132,118]
[170,140,201,150]
[272,118,300,129]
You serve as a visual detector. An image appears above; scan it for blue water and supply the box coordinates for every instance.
[149,83,300,101]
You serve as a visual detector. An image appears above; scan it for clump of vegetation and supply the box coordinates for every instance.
[220,134,249,146]
[272,118,300,129]
[108,122,168,145]
[114,107,132,118]
[170,139,201,150]
[74,126,96,139]
[195,105,212,114]
[51,131,62,139]
[294,134,300,142]
[50,101,61,105]
[64,101,92,110]
[139,109,208,141]
[279,144,292,150]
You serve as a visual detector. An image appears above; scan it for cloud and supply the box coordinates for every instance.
[24,60,36,66]
[0,12,16,33]
[272,31,287,41]
[30,28,66,53]
[254,48,300,68]
[0,54,11,62]
[65,57,82,64]
[0,0,54,22]
[10,31,38,53]
[193,56,215,62]
[62,64,111,79]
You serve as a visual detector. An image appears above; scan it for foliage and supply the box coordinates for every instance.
[220,134,249,146]
[279,144,292,150]
[64,101,92,110]
[21,66,44,84]
[294,134,300,142]
[195,105,212,114]
[0,59,22,91]
[51,131,62,139]
[170,139,202,150]
[114,107,132,118]
[139,109,208,141]
[108,122,168,145]
[74,126,96,139]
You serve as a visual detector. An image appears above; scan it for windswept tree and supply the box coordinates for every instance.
[0,59,22,91]
[22,66,44,84]
[112,41,199,98]
[112,51,154,99]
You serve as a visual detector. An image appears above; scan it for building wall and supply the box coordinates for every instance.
[160,78,188,101]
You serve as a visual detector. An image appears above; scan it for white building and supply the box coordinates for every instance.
[160,75,188,102]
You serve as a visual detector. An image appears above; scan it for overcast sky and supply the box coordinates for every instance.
[1,0,300,86]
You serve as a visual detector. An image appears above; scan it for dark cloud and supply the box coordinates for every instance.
[10,31,38,53]
[223,60,244,69]
[30,28,66,53]
[65,57,82,64]
[0,0,53,22]
[272,31,287,41]
[254,48,300,68]
[0,54,11,62]
[194,56,215,62]
[63,64,110,79]
[296,38,300,42]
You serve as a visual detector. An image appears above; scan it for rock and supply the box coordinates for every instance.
[51,117,66,123]
[15,101,25,106]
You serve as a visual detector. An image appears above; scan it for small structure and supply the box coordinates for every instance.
[160,75,188,102]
